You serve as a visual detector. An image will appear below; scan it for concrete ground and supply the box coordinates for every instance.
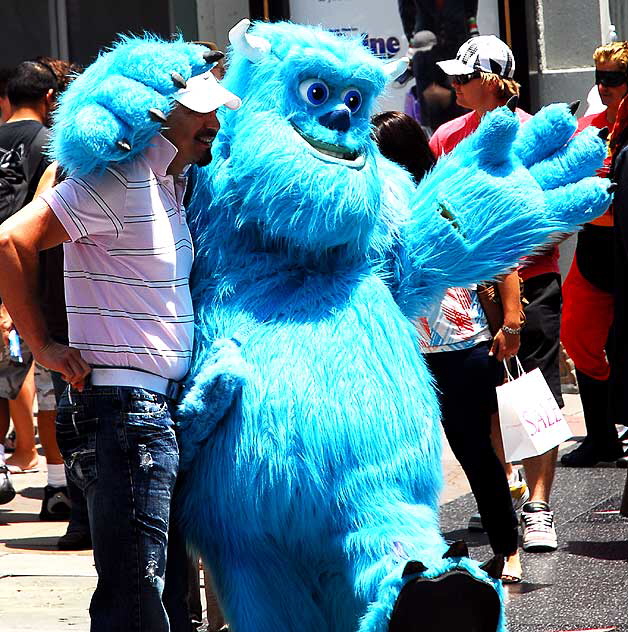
[1,394,627,631]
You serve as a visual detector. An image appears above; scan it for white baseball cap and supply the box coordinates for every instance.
[173,69,241,113]
[437,35,515,78]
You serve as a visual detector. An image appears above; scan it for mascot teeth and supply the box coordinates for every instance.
[292,123,366,168]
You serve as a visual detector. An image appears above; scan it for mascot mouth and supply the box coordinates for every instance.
[291,124,366,169]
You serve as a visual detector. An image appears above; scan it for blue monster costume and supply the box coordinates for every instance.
[50,20,611,632]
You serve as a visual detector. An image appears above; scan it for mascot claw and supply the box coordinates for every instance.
[568,100,580,115]
[171,71,187,89]
[442,540,469,559]
[116,139,131,152]
[480,555,505,580]
[203,50,224,64]
[148,107,168,124]
[402,561,428,577]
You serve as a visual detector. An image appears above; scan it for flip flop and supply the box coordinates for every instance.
[501,573,522,585]
[6,464,40,474]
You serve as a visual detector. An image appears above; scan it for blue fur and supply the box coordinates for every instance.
[395,105,610,318]
[49,34,209,175]
[49,23,612,632]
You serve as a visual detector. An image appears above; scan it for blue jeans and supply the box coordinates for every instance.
[50,371,90,535]
[56,384,191,632]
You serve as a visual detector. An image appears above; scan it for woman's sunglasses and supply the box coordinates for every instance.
[595,70,628,88]
[452,71,481,85]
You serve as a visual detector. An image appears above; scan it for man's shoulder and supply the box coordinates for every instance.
[64,150,151,192]
[577,110,608,131]
[102,151,154,186]
[430,111,477,154]
[433,111,477,141]
[0,119,47,149]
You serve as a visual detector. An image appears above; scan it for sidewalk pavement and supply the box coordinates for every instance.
[0,393,604,632]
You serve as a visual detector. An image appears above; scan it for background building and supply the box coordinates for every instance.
[0,0,625,114]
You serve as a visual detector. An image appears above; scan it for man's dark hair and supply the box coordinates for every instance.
[7,60,58,106]
[34,57,83,94]
[0,67,15,98]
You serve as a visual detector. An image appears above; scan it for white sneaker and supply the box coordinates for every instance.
[520,501,557,552]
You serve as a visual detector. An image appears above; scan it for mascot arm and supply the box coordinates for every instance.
[396,103,611,318]
[176,338,249,469]
[50,37,217,177]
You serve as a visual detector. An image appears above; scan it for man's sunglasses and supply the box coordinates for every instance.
[452,71,481,85]
[595,70,628,87]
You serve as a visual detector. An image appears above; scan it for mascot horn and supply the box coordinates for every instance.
[50,19,611,632]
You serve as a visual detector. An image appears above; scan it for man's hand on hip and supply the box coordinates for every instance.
[36,341,91,391]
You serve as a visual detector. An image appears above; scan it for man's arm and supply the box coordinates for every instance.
[490,271,522,361]
[0,197,91,386]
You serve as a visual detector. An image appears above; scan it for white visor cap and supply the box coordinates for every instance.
[173,69,241,113]
[437,35,515,79]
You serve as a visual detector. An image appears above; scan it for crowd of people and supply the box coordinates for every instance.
[0,19,627,632]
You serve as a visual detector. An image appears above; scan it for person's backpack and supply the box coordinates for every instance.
[0,125,48,224]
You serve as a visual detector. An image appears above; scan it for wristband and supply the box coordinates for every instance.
[501,325,522,335]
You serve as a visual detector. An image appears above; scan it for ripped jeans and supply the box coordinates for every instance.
[56,385,190,632]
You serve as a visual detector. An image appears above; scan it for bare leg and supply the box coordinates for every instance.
[502,551,522,583]
[522,447,558,503]
[6,364,38,471]
[0,398,9,445]
[37,409,63,465]
[0,398,9,467]
[490,412,514,480]
[204,565,226,631]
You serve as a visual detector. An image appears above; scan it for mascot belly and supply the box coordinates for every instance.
[179,273,500,632]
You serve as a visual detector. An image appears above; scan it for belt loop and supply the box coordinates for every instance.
[166,380,183,401]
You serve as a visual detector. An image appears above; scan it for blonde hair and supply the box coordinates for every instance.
[593,41,628,72]
[480,72,520,100]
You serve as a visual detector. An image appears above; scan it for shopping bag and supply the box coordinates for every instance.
[497,357,572,462]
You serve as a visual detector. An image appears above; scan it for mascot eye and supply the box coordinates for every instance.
[299,79,330,106]
[342,89,362,113]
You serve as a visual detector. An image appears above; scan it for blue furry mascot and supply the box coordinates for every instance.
[50,19,611,632]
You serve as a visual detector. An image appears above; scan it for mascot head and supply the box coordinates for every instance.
[210,20,408,257]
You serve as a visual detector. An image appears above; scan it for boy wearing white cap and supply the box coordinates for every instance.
[0,41,240,632]
[426,35,560,584]
[431,35,523,153]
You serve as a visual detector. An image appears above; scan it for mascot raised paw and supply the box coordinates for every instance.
[50,19,612,632]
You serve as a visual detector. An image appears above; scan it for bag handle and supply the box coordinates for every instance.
[503,356,525,382]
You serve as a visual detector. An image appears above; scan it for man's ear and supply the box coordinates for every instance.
[45,88,57,109]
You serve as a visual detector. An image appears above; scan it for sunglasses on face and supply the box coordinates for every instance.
[595,70,628,87]
[452,71,481,85]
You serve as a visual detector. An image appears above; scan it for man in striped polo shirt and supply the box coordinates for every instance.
[0,56,240,631]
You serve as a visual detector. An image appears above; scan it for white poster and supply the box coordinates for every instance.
[289,0,501,113]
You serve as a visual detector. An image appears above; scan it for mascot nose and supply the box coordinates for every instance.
[319,106,351,132]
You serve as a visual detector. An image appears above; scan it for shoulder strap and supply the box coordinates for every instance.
[24,125,49,183]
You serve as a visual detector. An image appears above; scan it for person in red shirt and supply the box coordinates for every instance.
[560,42,628,467]
[427,35,525,583]
[433,34,562,561]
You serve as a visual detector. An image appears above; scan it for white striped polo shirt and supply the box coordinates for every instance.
[40,134,194,381]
